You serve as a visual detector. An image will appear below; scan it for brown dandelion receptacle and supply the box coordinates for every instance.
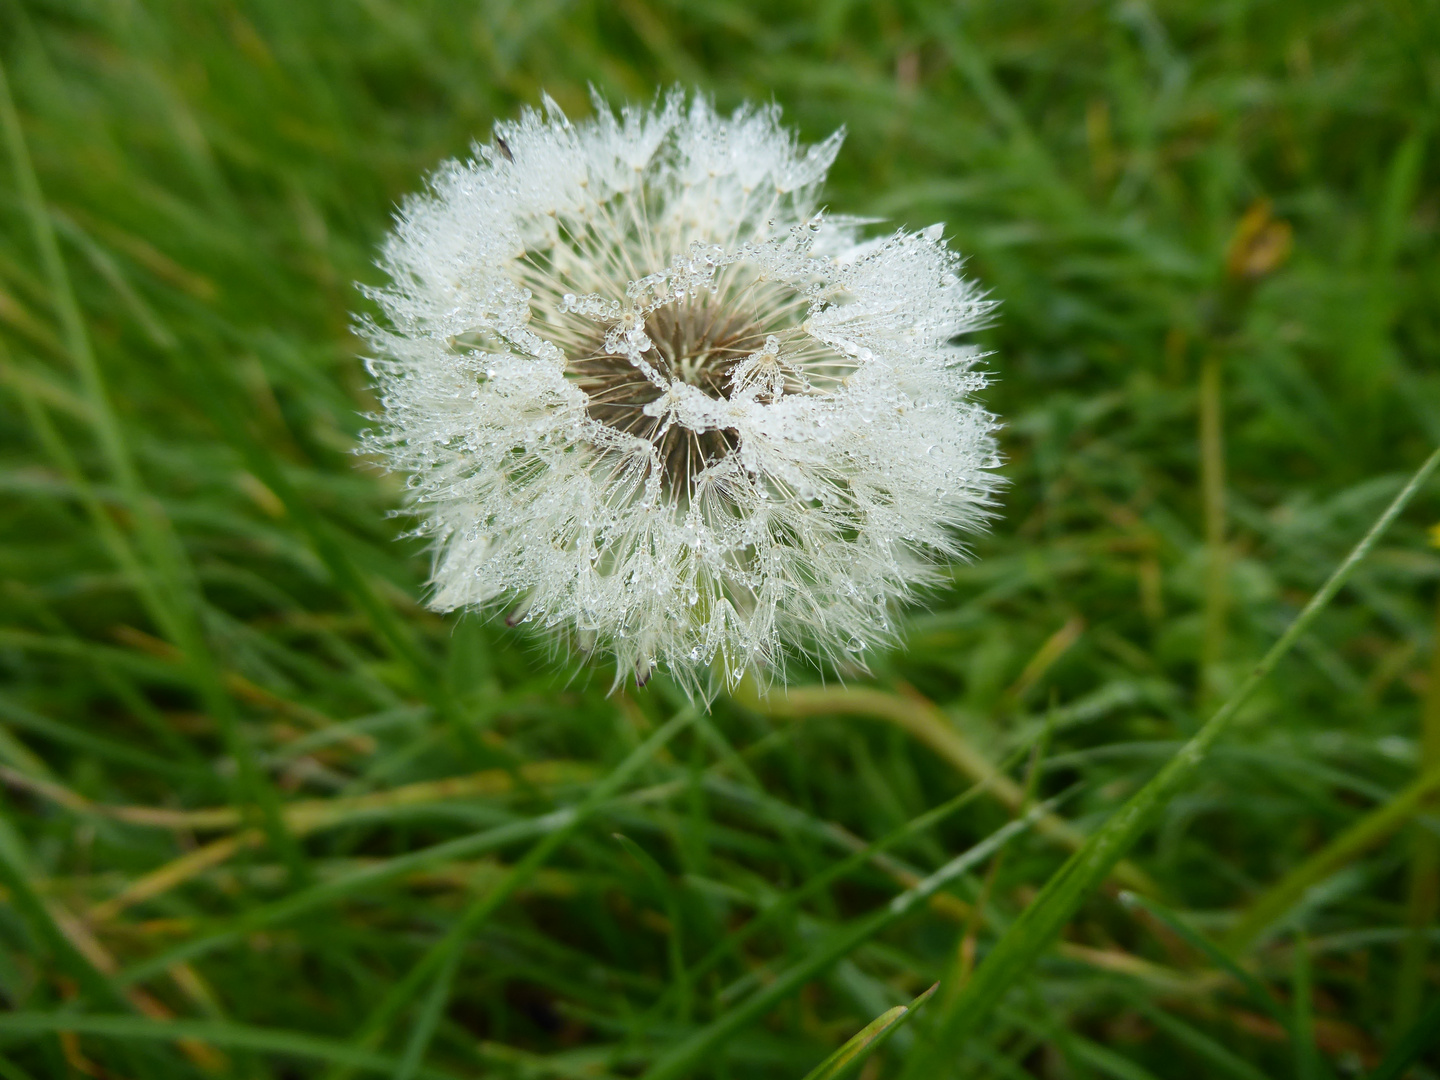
[562,266,844,498]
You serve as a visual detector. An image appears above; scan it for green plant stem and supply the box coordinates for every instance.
[901,445,1440,1078]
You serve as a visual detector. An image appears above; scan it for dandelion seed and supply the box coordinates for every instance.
[360,89,1002,696]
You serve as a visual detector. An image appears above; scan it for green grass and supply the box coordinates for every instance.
[2,1,1440,1078]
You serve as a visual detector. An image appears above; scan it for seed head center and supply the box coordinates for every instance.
[567,296,772,493]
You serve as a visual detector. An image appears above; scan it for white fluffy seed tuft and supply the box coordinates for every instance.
[360,89,1003,696]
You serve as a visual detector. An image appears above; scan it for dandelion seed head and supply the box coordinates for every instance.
[361,88,1003,696]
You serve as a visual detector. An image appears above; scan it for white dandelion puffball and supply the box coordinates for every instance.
[362,90,1001,695]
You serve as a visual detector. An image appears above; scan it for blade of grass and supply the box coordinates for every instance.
[393,950,461,1080]
[1199,351,1228,706]
[742,682,1156,894]
[0,731,49,780]
[0,1014,462,1080]
[1292,934,1320,1080]
[118,779,684,986]
[1119,892,1288,1030]
[5,583,207,766]
[1130,1000,1272,1080]
[165,324,484,761]
[0,815,133,1013]
[90,760,592,834]
[679,759,1014,988]
[614,833,692,1023]
[0,345,172,675]
[88,830,264,925]
[624,746,1035,1043]
[46,184,486,767]
[1393,587,1440,1037]
[798,983,938,1080]
[0,693,200,781]
[639,794,1062,1080]
[0,816,168,1078]
[994,1002,1163,1080]
[1225,762,1440,953]
[0,63,152,547]
[84,762,591,923]
[953,703,1054,991]
[0,814,229,1074]
[902,445,1440,1078]
[1068,1033,1166,1080]
[1367,995,1440,1080]
[0,57,305,885]
[324,708,696,1080]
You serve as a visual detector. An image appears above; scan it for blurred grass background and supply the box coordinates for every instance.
[2,0,1440,1077]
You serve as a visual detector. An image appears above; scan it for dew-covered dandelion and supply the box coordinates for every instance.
[361,90,1001,695]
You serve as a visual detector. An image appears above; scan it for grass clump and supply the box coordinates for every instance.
[1,1,1439,1078]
